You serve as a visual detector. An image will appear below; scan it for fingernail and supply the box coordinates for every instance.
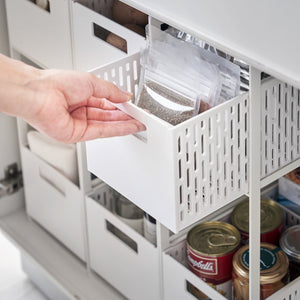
[139,123,146,131]
[121,90,133,101]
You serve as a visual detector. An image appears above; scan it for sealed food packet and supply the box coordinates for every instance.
[138,76,199,126]
[164,25,241,103]
[134,26,222,125]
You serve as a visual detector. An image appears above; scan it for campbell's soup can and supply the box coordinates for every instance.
[187,221,241,299]
[231,198,284,245]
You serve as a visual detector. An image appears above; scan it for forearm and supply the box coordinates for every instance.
[0,54,42,118]
[0,80,37,118]
[0,54,41,85]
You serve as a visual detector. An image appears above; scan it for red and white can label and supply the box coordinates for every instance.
[187,248,218,275]
[187,246,237,283]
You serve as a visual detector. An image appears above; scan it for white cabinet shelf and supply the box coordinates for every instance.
[2,1,300,300]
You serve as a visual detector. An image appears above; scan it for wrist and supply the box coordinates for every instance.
[21,62,43,85]
[0,54,42,86]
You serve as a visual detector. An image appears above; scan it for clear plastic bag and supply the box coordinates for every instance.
[134,27,222,125]
[164,25,241,104]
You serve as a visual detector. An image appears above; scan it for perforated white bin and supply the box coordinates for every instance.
[5,0,72,69]
[86,53,300,232]
[261,79,300,177]
[162,204,300,300]
[86,184,161,300]
[86,53,249,232]
[72,2,145,71]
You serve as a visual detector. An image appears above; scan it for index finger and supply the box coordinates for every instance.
[91,76,133,104]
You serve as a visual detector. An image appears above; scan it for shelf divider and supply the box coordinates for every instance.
[249,66,261,300]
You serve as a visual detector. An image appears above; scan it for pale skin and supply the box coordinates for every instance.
[0,54,146,143]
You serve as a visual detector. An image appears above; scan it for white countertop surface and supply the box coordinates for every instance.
[124,0,300,88]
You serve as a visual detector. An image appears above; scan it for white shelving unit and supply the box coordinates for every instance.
[1,1,300,300]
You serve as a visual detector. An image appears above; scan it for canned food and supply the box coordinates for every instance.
[232,243,289,300]
[279,224,300,281]
[143,212,157,245]
[231,198,284,245]
[187,221,241,299]
[113,191,144,234]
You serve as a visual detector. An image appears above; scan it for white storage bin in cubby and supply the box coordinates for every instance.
[21,146,86,261]
[86,184,161,300]
[5,0,72,69]
[17,119,94,261]
[86,52,300,233]
[163,202,300,300]
[260,79,300,178]
[72,1,146,71]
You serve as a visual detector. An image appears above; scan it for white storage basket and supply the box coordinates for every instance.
[261,79,300,177]
[22,146,86,261]
[163,204,300,300]
[5,0,73,69]
[86,52,249,232]
[86,53,300,233]
[72,2,145,71]
[86,184,161,300]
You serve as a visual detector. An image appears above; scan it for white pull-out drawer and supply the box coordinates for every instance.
[86,52,300,233]
[163,203,300,300]
[72,2,145,71]
[21,146,85,261]
[86,184,160,300]
[5,0,72,69]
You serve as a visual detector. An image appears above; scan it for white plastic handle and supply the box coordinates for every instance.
[39,167,65,196]
[115,101,172,130]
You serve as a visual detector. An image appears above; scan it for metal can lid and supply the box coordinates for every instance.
[231,198,284,234]
[279,225,300,262]
[187,221,241,257]
[233,243,289,284]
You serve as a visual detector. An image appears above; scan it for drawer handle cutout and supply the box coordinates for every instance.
[93,23,127,54]
[106,220,138,253]
[186,280,209,299]
[133,131,147,143]
[39,168,65,196]
[27,0,50,12]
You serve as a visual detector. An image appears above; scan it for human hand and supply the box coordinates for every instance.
[21,69,146,143]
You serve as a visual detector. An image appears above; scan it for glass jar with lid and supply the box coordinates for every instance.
[279,224,300,281]
[232,243,289,300]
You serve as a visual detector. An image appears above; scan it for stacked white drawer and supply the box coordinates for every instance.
[72,1,146,71]
[85,183,161,300]
[162,201,300,300]
[5,0,73,69]
[18,119,89,261]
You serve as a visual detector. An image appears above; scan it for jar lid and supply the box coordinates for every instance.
[279,225,300,262]
[233,243,289,284]
[231,198,284,234]
[187,221,241,257]
[114,192,144,219]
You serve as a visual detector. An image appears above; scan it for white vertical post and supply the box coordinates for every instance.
[249,66,261,299]
[156,222,170,300]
